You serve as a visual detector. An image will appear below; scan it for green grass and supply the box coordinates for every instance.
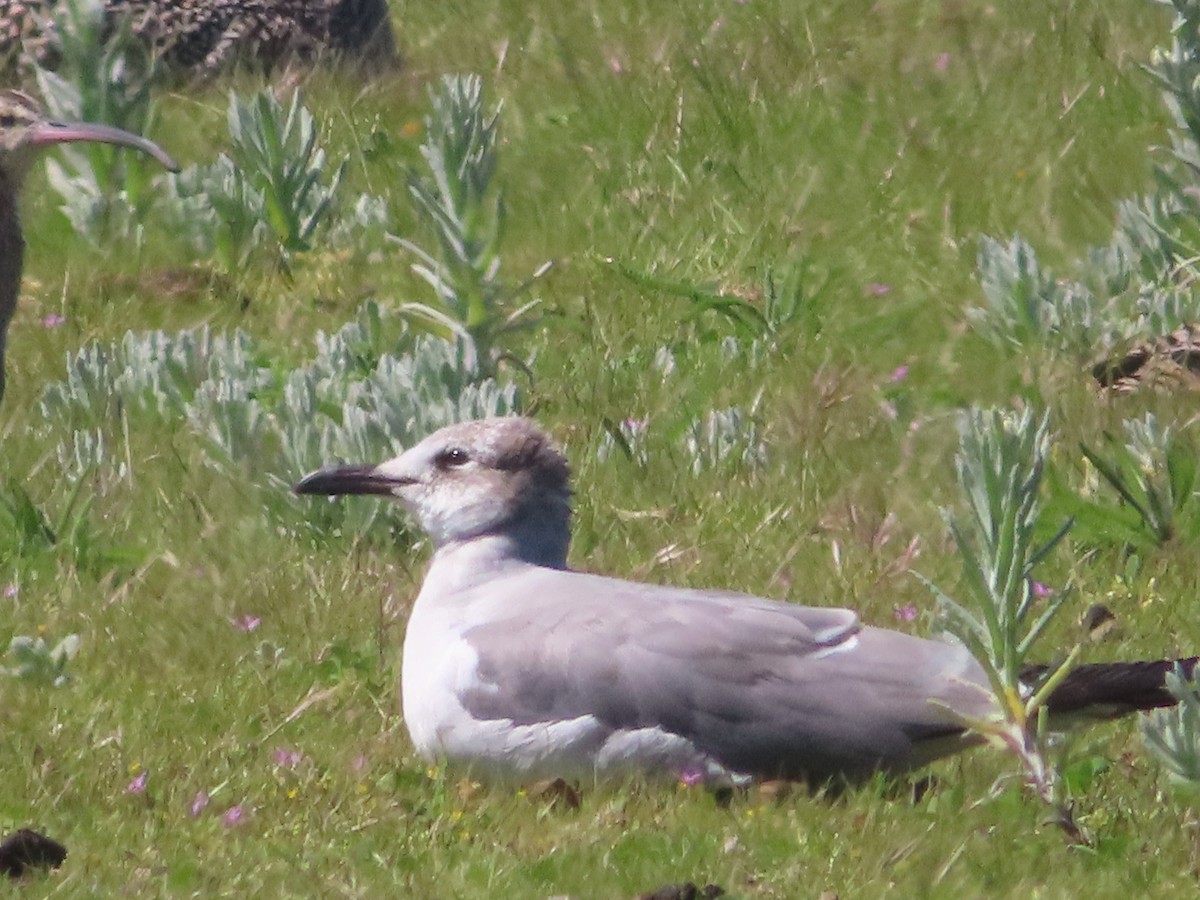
[4,0,1200,895]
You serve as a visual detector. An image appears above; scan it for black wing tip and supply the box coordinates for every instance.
[1043,656,1200,716]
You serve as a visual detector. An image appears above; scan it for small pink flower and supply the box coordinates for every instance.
[272,747,302,768]
[127,771,148,794]
[893,604,918,622]
[350,754,368,773]
[41,313,65,328]
[677,767,704,788]
[935,52,951,73]
[889,365,909,383]
[3,584,16,599]
[230,614,261,632]
[866,282,892,297]
[190,790,210,817]
[222,805,246,828]
[1031,581,1055,598]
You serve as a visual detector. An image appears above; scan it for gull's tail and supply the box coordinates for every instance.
[1024,658,1199,719]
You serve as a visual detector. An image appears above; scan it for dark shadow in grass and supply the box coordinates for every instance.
[0,829,67,879]
[635,883,725,900]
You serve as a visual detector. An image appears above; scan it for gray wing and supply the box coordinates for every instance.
[459,567,991,781]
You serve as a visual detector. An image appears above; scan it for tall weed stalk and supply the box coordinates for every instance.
[920,409,1082,839]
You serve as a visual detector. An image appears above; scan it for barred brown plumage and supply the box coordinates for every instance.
[0,0,395,76]
[1093,324,1200,393]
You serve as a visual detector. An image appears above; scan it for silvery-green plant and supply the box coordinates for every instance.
[167,90,347,273]
[168,157,263,273]
[973,218,1200,362]
[1131,284,1200,338]
[1141,664,1200,791]
[596,405,767,474]
[1099,0,1200,287]
[1147,1,1200,194]
[328,192,392,249]
[597,417,651,466]
[228,90,345,256]
[1111,191,1200,286]
[1149,0,1200,161]
[56,428,127,487]
[1065,413,1200,548]
[969,236,1103,355]
[41,326,269,425]
[390,74,550,374]
[681,405,768,476]
[34,0,153,130]
[33,0,166,247]
[969,0,1200,366]
[920,409,1078,828]
[39,301,522,537]
[2,634,81,687]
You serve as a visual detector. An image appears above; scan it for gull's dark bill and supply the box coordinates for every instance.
[293,465,403,497]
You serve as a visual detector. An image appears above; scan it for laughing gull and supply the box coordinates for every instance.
[295,417,1195,784]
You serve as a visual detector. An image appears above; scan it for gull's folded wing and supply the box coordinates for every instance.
[457,567,991,780]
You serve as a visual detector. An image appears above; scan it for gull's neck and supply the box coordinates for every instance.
[427,499,570,593]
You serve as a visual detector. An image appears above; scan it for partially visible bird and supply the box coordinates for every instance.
[0,1,397,77]
[0,89,178,401]
[1093,324,1200,394]
[295,416,1198,786]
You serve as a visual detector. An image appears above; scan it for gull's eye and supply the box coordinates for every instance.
[435,447,470,469]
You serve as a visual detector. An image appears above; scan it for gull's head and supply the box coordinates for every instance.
[294,417,572,556]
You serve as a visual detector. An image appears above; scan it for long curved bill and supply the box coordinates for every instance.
[27,119,180,172]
